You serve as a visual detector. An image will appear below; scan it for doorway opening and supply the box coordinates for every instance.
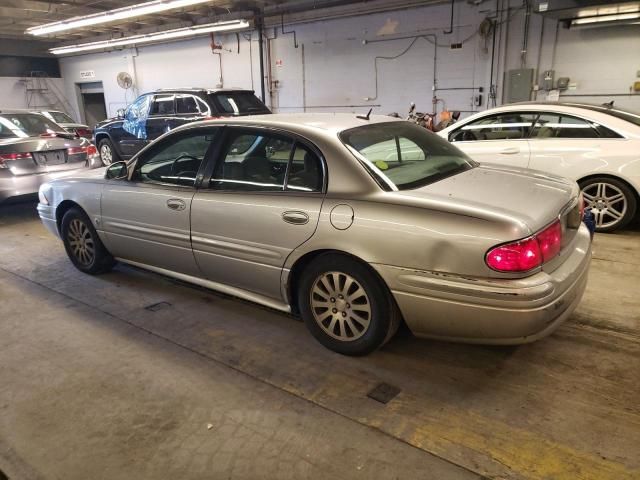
[75,81,107,128]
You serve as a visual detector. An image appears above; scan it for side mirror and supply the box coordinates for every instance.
[116,108,125,119]
[105,161,128,180]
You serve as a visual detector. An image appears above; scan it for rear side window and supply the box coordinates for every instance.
[450,113,538,142]
[176,95,199,115]
[531,113,600,139]
[287,144,323,192]
[150,94,175,115]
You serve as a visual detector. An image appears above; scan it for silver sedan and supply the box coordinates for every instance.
[37,113,592,355]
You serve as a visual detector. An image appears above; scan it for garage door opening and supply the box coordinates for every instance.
[75,81,107,128]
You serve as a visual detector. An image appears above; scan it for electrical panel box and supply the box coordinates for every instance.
[541,70,555,91]
[557,77,570,90]
[506,68,534,103]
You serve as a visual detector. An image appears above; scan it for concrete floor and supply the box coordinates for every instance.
[0,201,639,480]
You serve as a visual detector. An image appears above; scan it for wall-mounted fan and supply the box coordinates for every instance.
[116,71,134,90]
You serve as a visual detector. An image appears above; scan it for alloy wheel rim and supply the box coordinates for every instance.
[100,144,112,165]
[582,182,627,229]
[310,271,371,341]
[67,219,95,266]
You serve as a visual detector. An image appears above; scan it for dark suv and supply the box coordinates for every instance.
[93,88,271,164]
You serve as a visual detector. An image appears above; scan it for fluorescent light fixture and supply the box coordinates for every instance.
[572,12,640,25]
[50,20,250,55]
[27,0,216,36]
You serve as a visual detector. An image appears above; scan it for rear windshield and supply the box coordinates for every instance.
[340,121,476,191]
[48,111,75,123]
[0,113,64,138]
[208,91,270,116]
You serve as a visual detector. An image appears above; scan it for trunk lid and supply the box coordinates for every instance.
[395,163,579,235]
[0,137,88,175]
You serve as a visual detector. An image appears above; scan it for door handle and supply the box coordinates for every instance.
[499,147,520,155]
[166,198,186,211]
[282,211,309,225]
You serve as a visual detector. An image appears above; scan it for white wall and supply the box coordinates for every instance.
[0,77,67,111]
[57,0,640,122]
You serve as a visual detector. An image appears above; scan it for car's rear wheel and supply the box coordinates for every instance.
[579,177,637,232]
[298,254,400,356]
[98,138,118,166]
[61,208,115,274]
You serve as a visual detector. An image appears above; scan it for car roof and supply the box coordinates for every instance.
[152,87,256,94]
[197,112,403,135]
[0,109,47,115]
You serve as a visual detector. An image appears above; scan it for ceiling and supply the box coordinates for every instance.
[0,0,444,50]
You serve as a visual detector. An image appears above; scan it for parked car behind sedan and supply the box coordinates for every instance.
[37,110,92,140]
[38,113,592,355]
[0,110,101,203]
[93,87,271,165]
[438,102,640,232]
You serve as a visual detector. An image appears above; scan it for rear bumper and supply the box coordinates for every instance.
[372,223,592,345]
[0,165,97,202]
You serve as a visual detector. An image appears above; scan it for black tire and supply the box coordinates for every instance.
[98,138,119,166]
[298,253,401,356]
[61,207,115,274]
[579,176,637,233]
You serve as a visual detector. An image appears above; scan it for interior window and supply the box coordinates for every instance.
[210,130,293,191]
[133,129,216,186]
[531,113,600,139]
[176,95,199,115]
[450,113,537,142]
[287,144,323,192]
[150,94,175,116]
[195,97,210,115]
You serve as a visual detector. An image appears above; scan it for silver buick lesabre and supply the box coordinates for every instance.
[38,113,592,355]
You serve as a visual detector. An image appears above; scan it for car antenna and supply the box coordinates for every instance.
[356,108,373,120]
[601,100,614,109]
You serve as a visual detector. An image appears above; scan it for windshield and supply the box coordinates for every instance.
[208,91,270,116]
[48,111,75,123]
[0,113,64,138]
[340,122,476,190]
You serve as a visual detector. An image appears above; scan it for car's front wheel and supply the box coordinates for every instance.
[298,254,400,356]
[579,177,637,232]
[98,138,119,166]
[61,208,115,274]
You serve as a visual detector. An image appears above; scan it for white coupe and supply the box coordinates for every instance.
[438,102,640,232]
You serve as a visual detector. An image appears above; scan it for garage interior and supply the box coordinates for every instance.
[1,1,639,479]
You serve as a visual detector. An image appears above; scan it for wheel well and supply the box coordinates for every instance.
[578,174,640,202]
[286,249,395,317]
[94,133,109,146]
[55,200,82,230]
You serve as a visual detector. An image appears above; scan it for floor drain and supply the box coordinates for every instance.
[367,382,401,404]
[144,301,172,312]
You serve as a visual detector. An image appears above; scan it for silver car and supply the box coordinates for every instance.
[37,113,592,355]
[1,110,102,202]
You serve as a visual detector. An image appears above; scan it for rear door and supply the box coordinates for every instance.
[527,112,615,179]
[101,126,219,276]
[447,112,537,168]
[191,127,325,300]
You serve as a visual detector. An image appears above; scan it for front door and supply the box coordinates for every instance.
[448,111,537,169]
[101,126,219,276]
[191,127,325,300]
[119,94,152,158]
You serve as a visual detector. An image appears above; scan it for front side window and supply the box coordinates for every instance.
[450,112,538,142]
[531,113,600,139]
[210,130,293,191]
[150,94,175,116]
[341,121,475,191]
[133,129,217,186]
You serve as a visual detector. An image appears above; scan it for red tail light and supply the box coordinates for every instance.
[486,220,562,272]
[75,128,92,137]
[68,145,98,156]
[0,152,33,167]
